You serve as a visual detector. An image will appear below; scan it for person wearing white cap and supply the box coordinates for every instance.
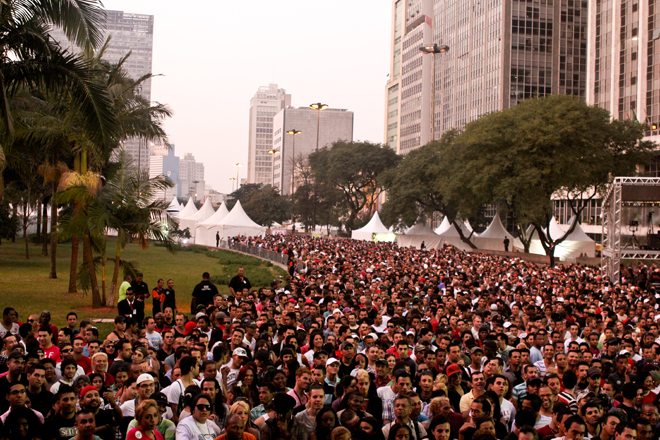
[324,358,341,404]
[120,373,156,418]
[225,347,249,389]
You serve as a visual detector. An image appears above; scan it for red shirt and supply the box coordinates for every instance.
[76,356,92,374]
[41,345,60,361]
[126,427,164,440]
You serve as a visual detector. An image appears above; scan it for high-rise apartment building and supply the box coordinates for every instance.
[247,84,291,186]
[149,144,180,201]
[271,107,354,195]
[385,0,588,154]
[587,0,660,173]
[179,153,205,201]
[51,10,155,170]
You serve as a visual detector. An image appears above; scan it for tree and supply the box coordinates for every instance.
[308,141,400,234]
[449,95,655,264]
[243,186,290,227]
[380,131,479,248]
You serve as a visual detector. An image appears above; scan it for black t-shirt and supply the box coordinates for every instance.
[131,281,149,299]
[27,387,53,418]
[338,359,357,378]
[45,414,77,440]
[192,280,219,307]
[94,408,116,440]
[162,288,176,312]
[228,275,251,295]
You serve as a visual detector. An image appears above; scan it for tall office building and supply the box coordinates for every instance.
[149,144,180,201]
[587,0,660,173]
[51,10,155,170]
[179,153,205,201]
[271,107,354,195]
[247,84,291,186]
[385,0,588,154]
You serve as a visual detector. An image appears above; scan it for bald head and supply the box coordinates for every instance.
[226,414,246,440]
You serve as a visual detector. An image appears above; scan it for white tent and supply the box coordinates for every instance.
[528,217,595,261]
[352,212,395,241]
[166,198,181,217]
[434,217,452,235]
[178,197,215,240]
[397,222,444,249]
[472,215,522,251]
[436,218,474,251]
[177,197,198,221]
[194,202,230,246]
[204,200,266,240]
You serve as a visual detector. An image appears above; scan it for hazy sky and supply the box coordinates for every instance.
[103,0,392,194]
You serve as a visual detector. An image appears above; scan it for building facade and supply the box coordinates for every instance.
[51,10,155,170]
[247,84,291,186]
[385,0,588,154]
[179,153,205,201]
[149,144,180,201]
[271,107,354,195]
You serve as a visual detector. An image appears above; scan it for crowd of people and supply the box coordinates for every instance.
[1,233,659,440]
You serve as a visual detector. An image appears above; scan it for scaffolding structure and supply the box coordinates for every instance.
[602,177,660,284]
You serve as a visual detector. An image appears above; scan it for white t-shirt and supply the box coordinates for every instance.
[145,331,163,350]
[167,379,202,406]
[174,415,220,440]
[500,399,516,424]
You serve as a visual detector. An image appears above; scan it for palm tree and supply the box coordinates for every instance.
[0,0,115,197]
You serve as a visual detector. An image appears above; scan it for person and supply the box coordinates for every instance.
[215,413,257,440]
[228,268,251,299]
[175,394,222,440]
[70,409,98,440]
[382,394,428,440]
[127,393,176,440]
[3,405,43,440]
[191,272,219,311]
[428,415,451,440]
[118,288,140,321]
[287,366,311,408]
[118,275,132,304]
[78,384,122,440]
[152,279,166,317]
[44,385,78,440]
[503,237,510,252]
[294,383,326,440]
[309,407,338,440]
[386,423,414,440]
[260,393,298,440]
[26,363,52,417]
[167,356,201,423]
[216,232,220,248]
[126,399,165,440]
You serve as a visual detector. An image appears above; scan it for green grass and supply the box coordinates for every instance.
[0,237,286,336]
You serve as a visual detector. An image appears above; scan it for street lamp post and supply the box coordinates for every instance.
[233,163,243,191]
[309,103,328,151]
[229,178,236,192]
[286,129,302,195]
[419,44,449,141]
[267,149,280,190]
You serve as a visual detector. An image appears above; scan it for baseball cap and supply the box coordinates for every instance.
[7,350,25,361]
[470,346,484,354]
[326,357,340,366]
[184,321,197,335]
[446,364,462,377]
[587,367,601,378]
[340,341,354,350]
[137,373,155,385]
[375,359,387,366]
[79,385,98,399]
[151,392,169,407]
[233,347,248,358]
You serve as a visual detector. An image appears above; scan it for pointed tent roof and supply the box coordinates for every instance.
[437,218,474,239]
[464,219,474,233]
[189,197,216,222]
[217,200,263,227]
[479,215,515,239]
[178,197,198,220]
[199,202,229,226]
[403,222,437,236]
[167,198,180,210]
[435,217,451,234]
[547,217,567,241]
[353,212,391,234]
[559,216,595,242]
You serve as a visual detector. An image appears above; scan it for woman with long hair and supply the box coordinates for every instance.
[284,359,300,389]
[236,364,258,407]
[359,417,387,440]
[387,423,413,440]
[310,407,338,440]
[201,378,229,427]
[332,375,357,411]
[177,385,202,421]
[126,399,164,440]
[229,400,260,439]
[175,394,222,440]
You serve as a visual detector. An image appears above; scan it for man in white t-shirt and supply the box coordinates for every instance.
[143,317,163,350]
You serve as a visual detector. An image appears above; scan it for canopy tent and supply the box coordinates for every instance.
[352,212,395,241]
[397,222,444,249]
[166,198,181,217]
[436,219,475,251]
[434,217,452,235]
[528,217,595,261]
[201,200,266,242]
[177,197,198,221]
[472,215,523,251]
[194,202,230,245]
[178,197,215,240]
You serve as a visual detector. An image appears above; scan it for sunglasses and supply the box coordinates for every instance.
[61,349,73,353]
[196,404,212,411]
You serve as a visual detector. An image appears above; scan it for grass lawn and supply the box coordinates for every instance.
[0,237,286,336]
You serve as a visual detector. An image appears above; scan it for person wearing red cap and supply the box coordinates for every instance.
[79,385,121,440]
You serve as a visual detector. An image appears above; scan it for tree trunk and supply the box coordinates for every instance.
[41,201,48,256]
[109,235,122,307]
[68,237,78,292]
[23,200,29,260]
[11,204,16,242]
[49,197,57,278]
[36,200,41,241]
[101,233,107,305]
[83,233,102,308]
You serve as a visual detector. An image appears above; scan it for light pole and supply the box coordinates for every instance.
[267,149,280,191]
[233,163,243,191]
[419,44,449,141]
[286,129,302,195]
[309,103,328,151]
[229,178,236,193]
